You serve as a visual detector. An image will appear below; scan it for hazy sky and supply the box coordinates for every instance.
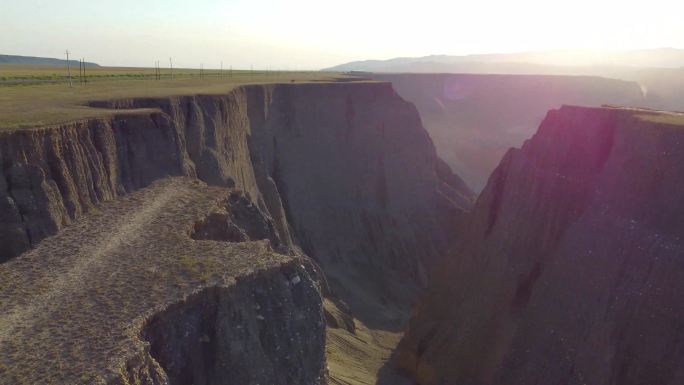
[1,0,682,69]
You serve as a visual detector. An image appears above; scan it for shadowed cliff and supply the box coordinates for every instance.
[397,106,684,385]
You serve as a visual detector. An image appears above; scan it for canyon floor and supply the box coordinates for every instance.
[327,322,409,385]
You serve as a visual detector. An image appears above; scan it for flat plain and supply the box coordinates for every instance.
[0,65,343,129]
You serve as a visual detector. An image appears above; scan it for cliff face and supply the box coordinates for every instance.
[140,265,325,385]
[117,262,326,385]
[397,106,684,385]
[0,113,195,260]
[372,73,646,192]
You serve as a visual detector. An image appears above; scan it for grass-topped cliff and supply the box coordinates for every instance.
[0,66,342,129]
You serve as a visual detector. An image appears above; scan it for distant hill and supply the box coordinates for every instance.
[325,48,684,116]
[0,54,100,67]
[324,48,684,72]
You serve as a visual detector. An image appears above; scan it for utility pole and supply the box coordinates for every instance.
[229,65,232,78]
[65,49,73,87]
[169,57,173,80]
[82,58,86,85]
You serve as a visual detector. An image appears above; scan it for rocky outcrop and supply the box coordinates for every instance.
[191,191,283,247]
[139,266,325,385]
[372,73,646,192]
[0,177,326,385]
[112,264,325,385]
[397,106,684,385]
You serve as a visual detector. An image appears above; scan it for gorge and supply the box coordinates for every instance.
[1,77,683,385]
[0,81,472,384]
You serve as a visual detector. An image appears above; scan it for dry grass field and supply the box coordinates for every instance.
[636,111,684,125]
[0,65,344,129]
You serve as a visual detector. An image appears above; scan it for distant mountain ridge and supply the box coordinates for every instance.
[0,54,100,67]
[324,48,684,72]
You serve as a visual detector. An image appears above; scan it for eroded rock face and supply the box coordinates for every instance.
[192,191,281,246]
[142,266,325,385]
[243,83,474,318]
[397,106,684,385]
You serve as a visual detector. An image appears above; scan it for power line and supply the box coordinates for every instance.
[65,49,73,88]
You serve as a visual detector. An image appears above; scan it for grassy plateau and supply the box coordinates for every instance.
[0,64,344,129]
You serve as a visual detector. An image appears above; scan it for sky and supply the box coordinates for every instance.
[1,0,683,69]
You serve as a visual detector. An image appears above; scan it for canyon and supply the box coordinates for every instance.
[1,75,683,385]
[0,81,472,384]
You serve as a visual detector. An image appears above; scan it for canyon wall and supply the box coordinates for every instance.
[0,84,471,259]
[372,73,646,192]
[397,106,684,385]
